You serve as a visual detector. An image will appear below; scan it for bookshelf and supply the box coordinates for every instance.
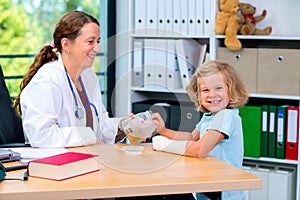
[115,0,300,199]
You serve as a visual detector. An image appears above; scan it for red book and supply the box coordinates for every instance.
[285,106,299,160]
[27,152,99,181]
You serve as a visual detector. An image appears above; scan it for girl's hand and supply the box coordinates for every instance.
[151,112,166,134]
[127,113,134,119]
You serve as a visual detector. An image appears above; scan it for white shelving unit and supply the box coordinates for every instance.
[115,0,300,199]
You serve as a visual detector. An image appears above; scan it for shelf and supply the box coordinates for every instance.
[216,35,300,41]
[131,87,187,94]
[131,90,300,100]
[244,157,298,165]
[249,93,300,100]
[131,34,210,40]
[130,90,192,104]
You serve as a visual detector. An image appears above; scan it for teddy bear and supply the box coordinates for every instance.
[214,0,244,51]
[239,3,272,35]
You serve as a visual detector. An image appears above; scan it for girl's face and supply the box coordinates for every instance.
[198,72,229,114]
[69,23,100,69]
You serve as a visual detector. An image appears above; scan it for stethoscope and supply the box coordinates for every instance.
[65,68,99,120]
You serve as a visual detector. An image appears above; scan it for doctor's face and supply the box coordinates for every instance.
[69,23,100,69]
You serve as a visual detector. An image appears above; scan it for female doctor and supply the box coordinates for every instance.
[14,11,128,148]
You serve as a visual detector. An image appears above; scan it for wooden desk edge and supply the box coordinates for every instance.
[0,177,262,200]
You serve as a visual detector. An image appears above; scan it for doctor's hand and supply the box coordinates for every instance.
[115,113,134,143]
[118,113,134,130]
[96,141,104,145]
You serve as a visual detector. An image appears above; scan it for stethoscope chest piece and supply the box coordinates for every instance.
[75,107,84,119]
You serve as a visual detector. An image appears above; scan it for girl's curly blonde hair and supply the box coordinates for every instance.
[185,60,249,113]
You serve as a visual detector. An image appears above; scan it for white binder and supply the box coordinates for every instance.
[249,168,269,200]
[172,0,181,35]
[195,0,204,36]
[166,39,182,90]
[143,39,156,89]
[132,39,144,87]
[146,0,158,35]
[154,39,167,89]
[198,44,207,67]
[175,39,201,87]
[188,0,196,36]
[180,0,188,36]
[157,0,166,35]
[268,169,296,200]
[203,0,211,36]
[165,0,173,35]
[134,0,146,34]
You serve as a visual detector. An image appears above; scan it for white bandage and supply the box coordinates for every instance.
[152,136,187,155]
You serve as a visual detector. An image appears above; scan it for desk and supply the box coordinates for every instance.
[0,144,261,199]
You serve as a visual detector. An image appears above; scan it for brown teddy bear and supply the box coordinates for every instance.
[239,3,272,35]
[214,0,244,51]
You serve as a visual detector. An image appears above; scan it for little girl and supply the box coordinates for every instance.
[151,60,249,200]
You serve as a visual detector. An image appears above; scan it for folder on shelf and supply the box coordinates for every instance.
[157,0,166,35]
[154,39,167,89]
[261,105,269,157]
[203,0,211,36]
[268,105,277,158]
[195,0,204,36]
[249,167,270,200]
[172,0,181,34]
[146,0,158,34]
[187,0,196,36]
[180,0,188,36]
[166,39,182,90]
[134,0,146,34]
[276,105,287,159]
[132,39,144,87]
[198,44,207,67]
[165,0,173,34]
[285,106,299,160]
[268,168,296,200]
[239,106,261,158]
[143,39,156,89]
[175,39,201,87]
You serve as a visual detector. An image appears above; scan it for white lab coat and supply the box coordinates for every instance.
[20,54,120,147]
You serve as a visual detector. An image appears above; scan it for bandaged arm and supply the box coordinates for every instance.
[152,136,187,155]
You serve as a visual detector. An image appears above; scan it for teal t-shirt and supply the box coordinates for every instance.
[195,108,245,200]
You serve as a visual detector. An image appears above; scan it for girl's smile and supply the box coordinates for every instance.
[199,72,229,114]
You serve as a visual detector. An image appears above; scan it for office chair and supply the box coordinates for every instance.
[0,65,28,147]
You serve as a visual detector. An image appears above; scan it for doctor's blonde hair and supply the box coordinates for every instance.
[14,11,99,115]
[185,60,249,113]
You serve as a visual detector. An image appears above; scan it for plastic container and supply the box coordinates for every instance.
[119,111,156,145]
